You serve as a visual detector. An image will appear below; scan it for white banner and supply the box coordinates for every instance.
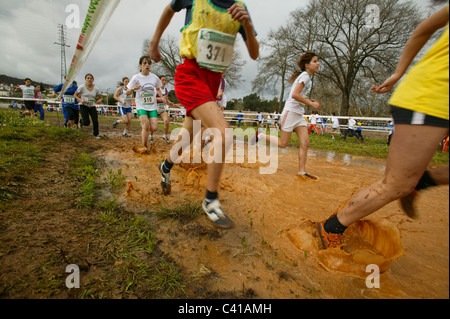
[59,0,121,97]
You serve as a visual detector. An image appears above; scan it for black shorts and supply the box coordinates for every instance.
[390,105,448,128]
[65,106,79,122]
[24,100,35,111]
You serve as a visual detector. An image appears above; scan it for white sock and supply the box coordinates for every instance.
[298,171,306,175]
[123,129,127,134]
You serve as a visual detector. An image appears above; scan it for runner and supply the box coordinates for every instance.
[330,112,340,140]
[15,78,36,118]
[148,0,259,229]
[34,85,45,121]
[317,3,449,248]
[254,51,320,180]
[74,74,103,138]
[52,80,79,129]
[127,56,168,148]
[113,77,133,137]
[155,75,176,144]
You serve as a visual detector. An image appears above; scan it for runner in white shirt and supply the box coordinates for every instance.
[255,51,321,180]
[113,77,133,137]
[15,78,36,117]
[127,56,168,149]
[330,112,340,139]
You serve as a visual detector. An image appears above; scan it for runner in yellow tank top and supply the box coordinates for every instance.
[317,3,449,249]
[148,1,259,229]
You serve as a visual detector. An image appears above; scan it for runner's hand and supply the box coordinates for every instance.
[228,4,251,27]
[148,42,162,63]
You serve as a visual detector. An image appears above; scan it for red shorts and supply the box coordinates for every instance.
[174,58,223,117]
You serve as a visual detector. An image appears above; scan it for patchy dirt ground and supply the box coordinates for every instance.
[1,115,448,299]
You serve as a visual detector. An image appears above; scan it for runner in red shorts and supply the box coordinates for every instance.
[148,0,259,229]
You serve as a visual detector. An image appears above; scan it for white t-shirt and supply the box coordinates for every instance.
[310,114,317,124]
[77,84,101,107]
[128,72,162,111]
[20,85,35,100]
[283,71,312,115]
[332,117,340,129]
[348,118,356,130]
[118,87,132,108]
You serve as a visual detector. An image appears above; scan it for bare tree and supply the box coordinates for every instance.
[252,0,422,116]
[289,0,421,115]
[251,28,296,112]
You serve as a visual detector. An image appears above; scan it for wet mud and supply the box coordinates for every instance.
[97,133,449,299]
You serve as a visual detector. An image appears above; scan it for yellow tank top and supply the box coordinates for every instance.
[389,6,449,120]
[179,0,244,72]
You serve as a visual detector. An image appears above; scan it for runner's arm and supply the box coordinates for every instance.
[372,6,449,94]
[148,4,176,63]
[228,4,259,60]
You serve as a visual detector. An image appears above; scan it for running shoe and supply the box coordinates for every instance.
[162,135,170,144]
[299,172,318,180]
[113,119,119,128]
[202,199,234,229]
[317,220,343,249]
[158,162,171,195]
[94,135,100,139]
[399,190,418,218]
[122,133,131,138]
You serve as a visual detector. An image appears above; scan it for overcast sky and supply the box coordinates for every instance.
[0,0,443,99]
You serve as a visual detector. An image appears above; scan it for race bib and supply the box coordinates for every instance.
[64,95,75,104]
[197,29,236,73]
[85,99,95,107]
[141,93,155,106]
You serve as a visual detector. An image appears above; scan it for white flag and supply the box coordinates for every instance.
[59,0,121,96]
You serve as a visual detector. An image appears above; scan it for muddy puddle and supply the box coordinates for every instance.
[95,136,449,298]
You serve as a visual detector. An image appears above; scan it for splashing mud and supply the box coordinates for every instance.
[286,219,404,278]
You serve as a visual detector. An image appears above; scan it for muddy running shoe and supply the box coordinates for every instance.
[202,199,234,229]
[113,119,119,128]
[317,220,343,249]
[158,162,171,195]
[162,135,170,144]
[299,172,318,180]
[400,190,418,218]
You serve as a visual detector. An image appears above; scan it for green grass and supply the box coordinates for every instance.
[0,110,86,202]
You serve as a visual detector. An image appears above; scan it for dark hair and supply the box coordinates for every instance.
[85,73,94,80]
[332,112,336,116]
[72,81,77,85]
[139,56,152,65]
[289,51,317,83]
[24,78,31,82]
[120,77,129,86]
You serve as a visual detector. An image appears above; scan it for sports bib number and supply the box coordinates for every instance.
[141,93,155,106]
[197,29,236,73]
[85,99,95,107]
[64,95,75,104]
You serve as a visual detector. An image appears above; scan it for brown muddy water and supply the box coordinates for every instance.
[96,136,449,299]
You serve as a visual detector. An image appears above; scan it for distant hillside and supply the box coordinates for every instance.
[0,74,56,90]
